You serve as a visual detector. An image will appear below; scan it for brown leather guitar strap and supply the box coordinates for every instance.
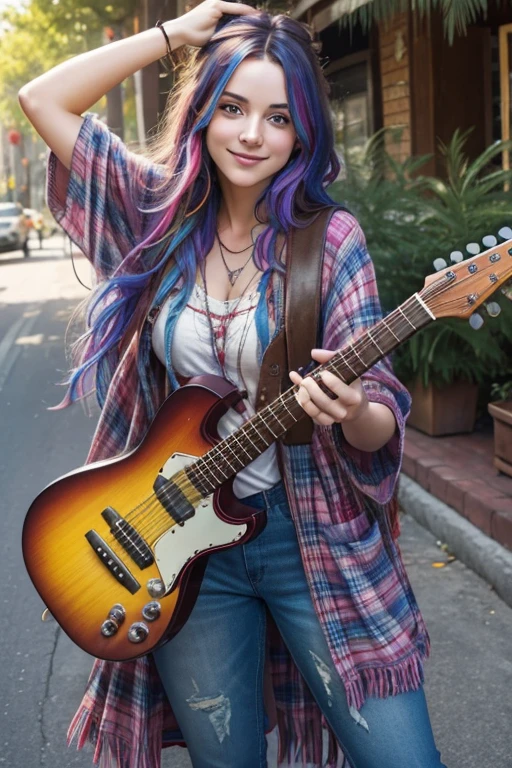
[255,206,342,445]
[120,206,341,446]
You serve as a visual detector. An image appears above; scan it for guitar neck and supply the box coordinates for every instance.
[186,291,435,496]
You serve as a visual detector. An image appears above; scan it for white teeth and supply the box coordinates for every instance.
[482,235,497,248]
[450,251,464,263]
[466,243,480,255]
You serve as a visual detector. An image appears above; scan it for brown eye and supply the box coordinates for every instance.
[220,104,242,115]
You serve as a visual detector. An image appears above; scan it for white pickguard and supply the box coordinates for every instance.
[153,452,247,593]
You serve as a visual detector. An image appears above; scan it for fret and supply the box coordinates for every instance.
[398,306,417,330]
[239,428,260,453]
[256,411,278,440]
[246,419,270,445]
[220,437,247,473]
[279,394,298,421]
[228,432,255,462]
[381,317,400,342]
[337,350,358,377]
[200,455,229,485]
[189,458,214,490]
[267,402,286,430]
[367,329,384,356]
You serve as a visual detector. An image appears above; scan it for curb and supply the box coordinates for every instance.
[398,475,512,609]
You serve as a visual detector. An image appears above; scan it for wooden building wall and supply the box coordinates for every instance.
[378,13,411,163]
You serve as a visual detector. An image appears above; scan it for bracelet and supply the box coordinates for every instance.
[155,20,172,63]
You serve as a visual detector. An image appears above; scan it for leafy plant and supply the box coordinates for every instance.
[329,129,512,389]
[491,380,512,402]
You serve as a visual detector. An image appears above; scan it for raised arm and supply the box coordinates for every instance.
[18,0,257,169]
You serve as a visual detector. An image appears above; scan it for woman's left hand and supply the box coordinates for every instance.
[289,348,369,427]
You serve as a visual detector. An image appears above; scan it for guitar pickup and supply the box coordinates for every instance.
[101,507,154,570]
[85,530,140,594]
[153,475,195,524]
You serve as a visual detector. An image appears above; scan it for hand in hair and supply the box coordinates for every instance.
[174,0,258,49]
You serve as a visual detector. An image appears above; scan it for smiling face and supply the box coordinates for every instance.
[205,57,298,196]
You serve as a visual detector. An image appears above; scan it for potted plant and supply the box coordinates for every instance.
[488,371,512,477]
[330,129,512,435]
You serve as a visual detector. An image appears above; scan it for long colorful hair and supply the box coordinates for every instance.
[63,11,341,407]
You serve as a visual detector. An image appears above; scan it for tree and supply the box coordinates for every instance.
[0,2,104,129]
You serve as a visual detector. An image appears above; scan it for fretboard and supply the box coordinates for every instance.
[185,292,434,496]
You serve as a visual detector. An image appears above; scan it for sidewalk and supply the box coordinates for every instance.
[402,425,512,550]
[399,423,512,608]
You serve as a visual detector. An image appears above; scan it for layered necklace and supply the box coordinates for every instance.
[199,226,261,390]
[216,225,257,286]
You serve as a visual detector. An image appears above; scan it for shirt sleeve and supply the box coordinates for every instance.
[46,112,163,283]
[318,209,411,504]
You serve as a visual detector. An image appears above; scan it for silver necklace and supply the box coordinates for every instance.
[199,264,260,384]
[216,223,259,254]
[217,234,255,287]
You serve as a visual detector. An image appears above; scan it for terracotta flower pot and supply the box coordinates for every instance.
[488,400,512,478]
[406,378,478,436]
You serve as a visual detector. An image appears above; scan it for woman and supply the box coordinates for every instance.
[19,2,444,767]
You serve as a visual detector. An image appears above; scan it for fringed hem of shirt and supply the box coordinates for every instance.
[67,706,163,768]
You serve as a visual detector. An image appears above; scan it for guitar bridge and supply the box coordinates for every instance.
[85,530,140,594]
[101,507,154,570]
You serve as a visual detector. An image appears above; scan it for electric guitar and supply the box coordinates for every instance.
[22,233,512,662]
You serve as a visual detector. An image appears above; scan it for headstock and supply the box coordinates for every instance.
[421,228,512,320]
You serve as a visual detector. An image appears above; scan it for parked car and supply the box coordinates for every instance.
[0,202,30,257]
[24,207,44,247]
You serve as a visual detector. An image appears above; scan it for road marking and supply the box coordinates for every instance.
[0,305,40,393]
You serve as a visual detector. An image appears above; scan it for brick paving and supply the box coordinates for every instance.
[402,426,512,550]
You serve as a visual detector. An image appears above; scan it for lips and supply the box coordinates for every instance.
[228,150,267,161]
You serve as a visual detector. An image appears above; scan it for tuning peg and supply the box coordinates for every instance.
[433,257,448,271]
[449,251,464,263]
[482,235,498,248]
[498,226,512,240]
[485,301,502,318]
[466,243,481,255]
[469,313,484,330]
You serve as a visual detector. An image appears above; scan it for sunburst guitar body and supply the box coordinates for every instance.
[22,376,266,661]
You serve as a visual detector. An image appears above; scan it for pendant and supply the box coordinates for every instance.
[228,268,244,286]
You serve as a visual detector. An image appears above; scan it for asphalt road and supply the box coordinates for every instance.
[0,235,510,768]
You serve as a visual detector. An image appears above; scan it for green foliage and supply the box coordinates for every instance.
[329,130,512,390]
[342,0,488,45]
[0,0,137,130]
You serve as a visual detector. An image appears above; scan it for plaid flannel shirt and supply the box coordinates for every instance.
[46,114,429,768]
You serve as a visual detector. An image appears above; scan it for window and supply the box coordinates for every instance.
[499,23,512,170]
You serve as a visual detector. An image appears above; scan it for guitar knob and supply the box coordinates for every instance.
[142,601,161,622]
[147,578,165,598]
[101,618,119,637]
[109,604,126,624]
[127,622,149,644]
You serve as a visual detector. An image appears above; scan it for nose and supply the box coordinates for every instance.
[239,117,263,146]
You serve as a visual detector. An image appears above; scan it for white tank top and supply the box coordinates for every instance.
[151,283,281,499]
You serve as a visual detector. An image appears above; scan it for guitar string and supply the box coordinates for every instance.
[105,294,433,548]
[122,294,432,535]
[111,280,460,552]
[105,271,489,546]
[117,294,432,545]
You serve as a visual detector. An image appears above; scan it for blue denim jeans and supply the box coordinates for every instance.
[154,482,445,768]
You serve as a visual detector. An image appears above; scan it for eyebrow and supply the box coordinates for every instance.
[222,90,289,110]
